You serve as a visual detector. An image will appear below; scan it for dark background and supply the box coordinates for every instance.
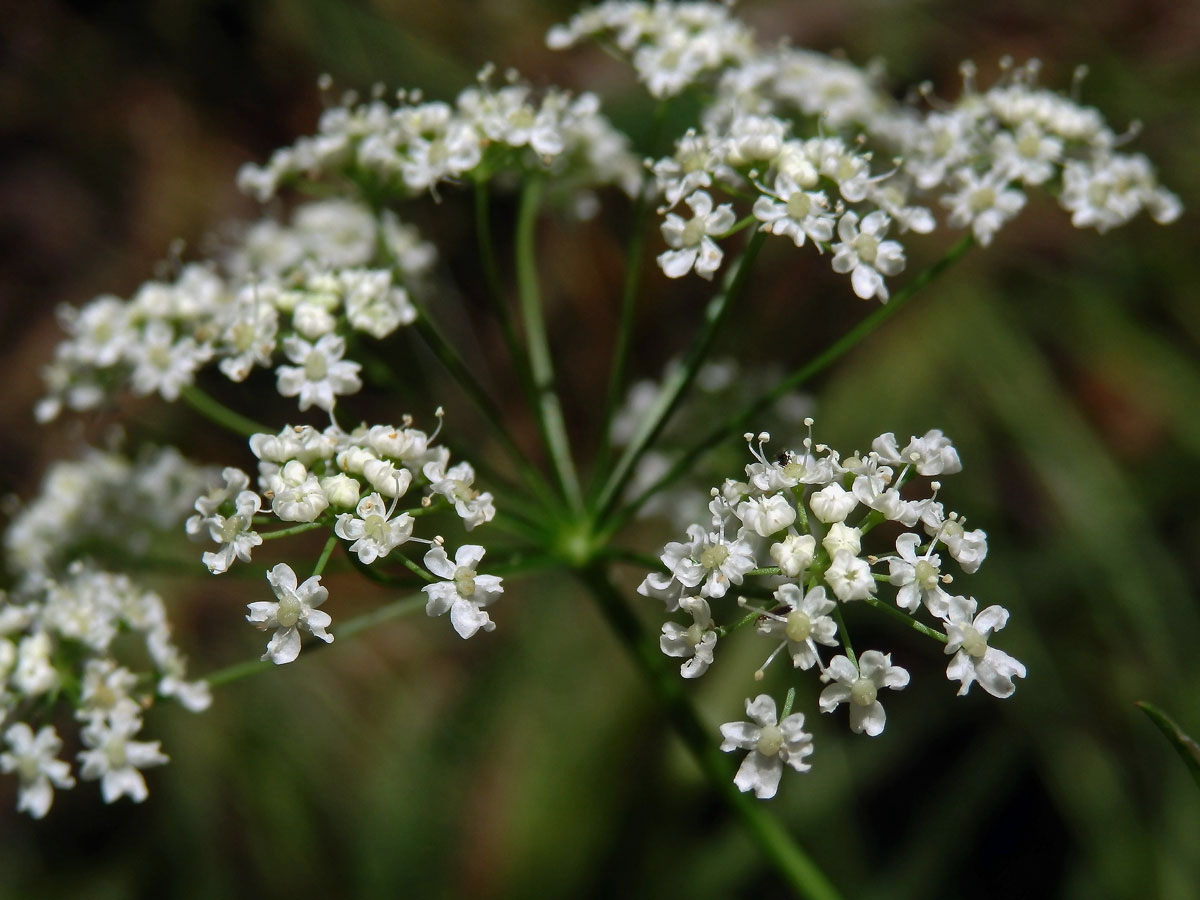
[2,1,1199,897]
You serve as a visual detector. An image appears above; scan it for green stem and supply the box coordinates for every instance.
[405,294,559,511]
[312,533,338,577]
[259,521,325,541]
[608,235,975,534]
[861,594,948,643]
[474,179,541,416]
[746,566,783,577]
[180,384,268,438]
[592,179,655,498]
[515,176,584,512]
[580,565,844,900]
[203,591,426,687]
[593,229,767,526]
[831,602,856,663]
[397,553,436,583]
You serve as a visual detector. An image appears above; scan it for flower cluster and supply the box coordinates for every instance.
[640,422,1024,798]
[37,198,433,421]
[549,2,1180,298]
[1,449,217,818]
[188,415,503,664]
[237,69,643,203]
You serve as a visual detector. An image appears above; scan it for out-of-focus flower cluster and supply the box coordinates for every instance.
[1,449,217,817]
[641,422,1024,798]
[37,198,433,422]
[550,2,1181,297]
[237,68,644,204]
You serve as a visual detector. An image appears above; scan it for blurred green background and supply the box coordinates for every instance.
[2,1,1199,898]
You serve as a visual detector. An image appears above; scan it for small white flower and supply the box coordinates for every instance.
[755,584,838,670]
[77,706,168,803]
[319,472,362,508]
[423,460,496,531]
[334,493,414,564]
[246,563,334,664]
[824,550,876,602]
[830,211,906,302]
[1,723,75,818]
[13,632,58,698]
[127,321,212,401]
[819,651,909,736]
[943,596,1026,698]
[753,173,835,247]
[422,545,503,639]
[268,460,329,523]
[810,483,858,524]
[939,520,988,573]
[735,493,796,537]
[941,167,1026,246]
[660,596,717,678]
[821,522,862,558]
[887,532,951,617]
[200,490,263,574]
[275,333,362,412]
[362,457,413,500]
[657,190,736,280]
[991,121,1062,186]
[769,534,816,578]
[719,694,813,799]
[661,525,756,599]
[871,429,962,477]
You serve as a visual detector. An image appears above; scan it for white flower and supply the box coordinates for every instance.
[769,534,816,578]
[824,551,875,602]
[200,490,263,574]
[268,460,329,523]
[422,545,503,639]
[77,705,168,803]
[871,429,962,477]
[887,532,951,616]
[127,321,212,401]
[275,333,362,412]
[939,519,988,573]
[362,457,413,499]
[1,723,75,818]
[342,269,417,339]
[735,493,796,537]
[660,525,755,599]
[830,211,906,302]
[991,121,1062,186]
[320,472,362,508]
[821,522,862,558]
[657,190,736,280]
[810,483,857,524]
[246,563,334,664]
[188,466,251,525]
[943,596,1026,698]
[13,632,58,698]
[755,584,838,670]
[819,651,910,736]
[423,460,495,530]
[941,167,1026,246]
[78,659,140,722]
[334,493,414,564]
[753,174,835,247]
[719,694,813,799]
[660,596,717,678]
[401,121,483,192]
